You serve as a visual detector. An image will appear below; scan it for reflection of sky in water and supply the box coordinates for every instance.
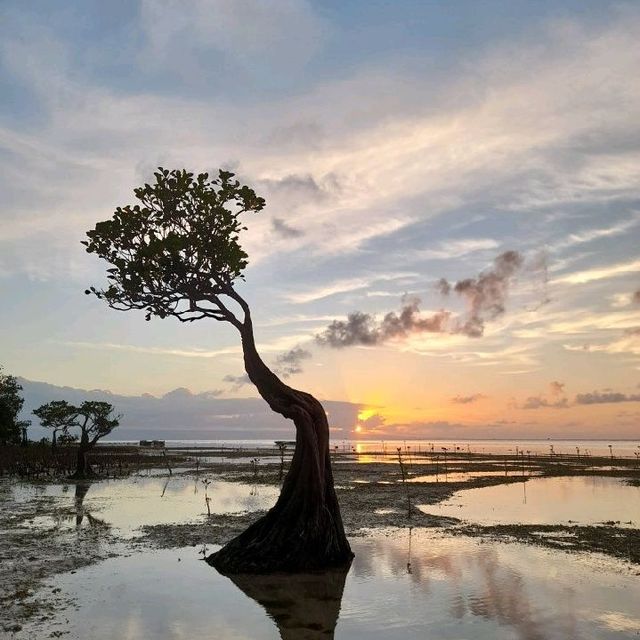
[420,476,640,527]
[408,470,541,483]
[11,477,279,535]
[34,530,640,639]
[344,440,640,458]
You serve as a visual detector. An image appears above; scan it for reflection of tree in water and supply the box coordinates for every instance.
[72,482,109,529]
[223,562,351,640]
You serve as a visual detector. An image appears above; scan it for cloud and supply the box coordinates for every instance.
[317,251,527,347]
[552,258,640,285]
[551,214,640,251]
[420,238,500,260]
[575,390,640,405]
[440,250,525,337]
[163,387,223,400]
[563,328,640,357]
[285,272,417,304]
[356,413,386,432]
[57,341,241,359]
[549,381,565,396]
[316,296,450,348]
[139,0,326,77]
[271,217,304,239]
[451,394,486,404]
[274,346,312,377]
[223,373,251,391]
[20,377,363,439]
[634,289,640,304]
[522,396,569,410]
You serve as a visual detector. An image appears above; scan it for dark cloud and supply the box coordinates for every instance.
[549,381,565,396]
[274,347,312,377]
[522,396,569,409]
[358,413,386,430]
[451,394,486,404]
[223,373,251,391]
[260,172,340,203]
[633,289,640,304]
[316,296,451,348]
[271,217,305,239]
[317,250,525,348]
[575,391,640,405]
[20,378,364,440]
[440,250,525,337]
[435,278,451,296]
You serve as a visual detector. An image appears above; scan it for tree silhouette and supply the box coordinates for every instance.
[33,399,77,450]
[33,400,120,477]
[0,367,29,445]
[227,564,351,639]
[83,168,352,572]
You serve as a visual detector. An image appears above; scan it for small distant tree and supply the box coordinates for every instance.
[84,168,353,573]
[33,400,120,477]
[73,401,120,477]
[0,367,29,445]
[33,400,78,450]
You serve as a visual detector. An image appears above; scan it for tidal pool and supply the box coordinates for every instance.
[419,476,640,527]
[11,476,279,535]
[26,529,640,640]
[408,470,540,483]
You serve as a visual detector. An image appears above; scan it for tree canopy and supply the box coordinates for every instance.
[33,399,77,433]
[83,168,264,327]
[33,400,120,447]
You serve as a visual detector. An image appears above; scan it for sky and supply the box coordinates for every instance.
[1,0,640,441]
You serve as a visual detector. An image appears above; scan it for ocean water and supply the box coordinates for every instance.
[105,438,640,459]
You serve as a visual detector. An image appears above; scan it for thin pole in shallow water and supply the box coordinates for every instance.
[397,448,412,519]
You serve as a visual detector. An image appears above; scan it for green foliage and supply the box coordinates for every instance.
[83,168,265,322]
[0,367,28,445]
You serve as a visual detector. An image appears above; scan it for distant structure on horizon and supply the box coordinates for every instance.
[139,439,165,448]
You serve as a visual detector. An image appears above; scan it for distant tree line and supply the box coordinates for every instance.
[1,365,121,478]
[0,367,30,446]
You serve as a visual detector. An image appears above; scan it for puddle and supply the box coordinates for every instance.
[25,529,640,639]
[10,477,279,536]
[419,476,640,527]
[407,470,538,483]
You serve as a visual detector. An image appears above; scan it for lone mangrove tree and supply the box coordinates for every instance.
[83,168,353,573]
[33,400,120,477]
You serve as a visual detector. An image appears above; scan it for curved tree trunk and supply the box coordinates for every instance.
[207,316,353,573]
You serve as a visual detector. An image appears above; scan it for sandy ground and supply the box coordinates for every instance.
[1,448,639,635]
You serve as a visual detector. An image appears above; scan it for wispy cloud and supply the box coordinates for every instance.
[420,238,500,260]
[552,259,640,285]
[575,390,640,405]
[284,272,417,304]
[451,394,486,404]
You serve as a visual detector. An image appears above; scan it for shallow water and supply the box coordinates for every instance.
[408,469,540,483]
[420,476,640,527]
[11,476,279,535]
[30,529,640,640]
